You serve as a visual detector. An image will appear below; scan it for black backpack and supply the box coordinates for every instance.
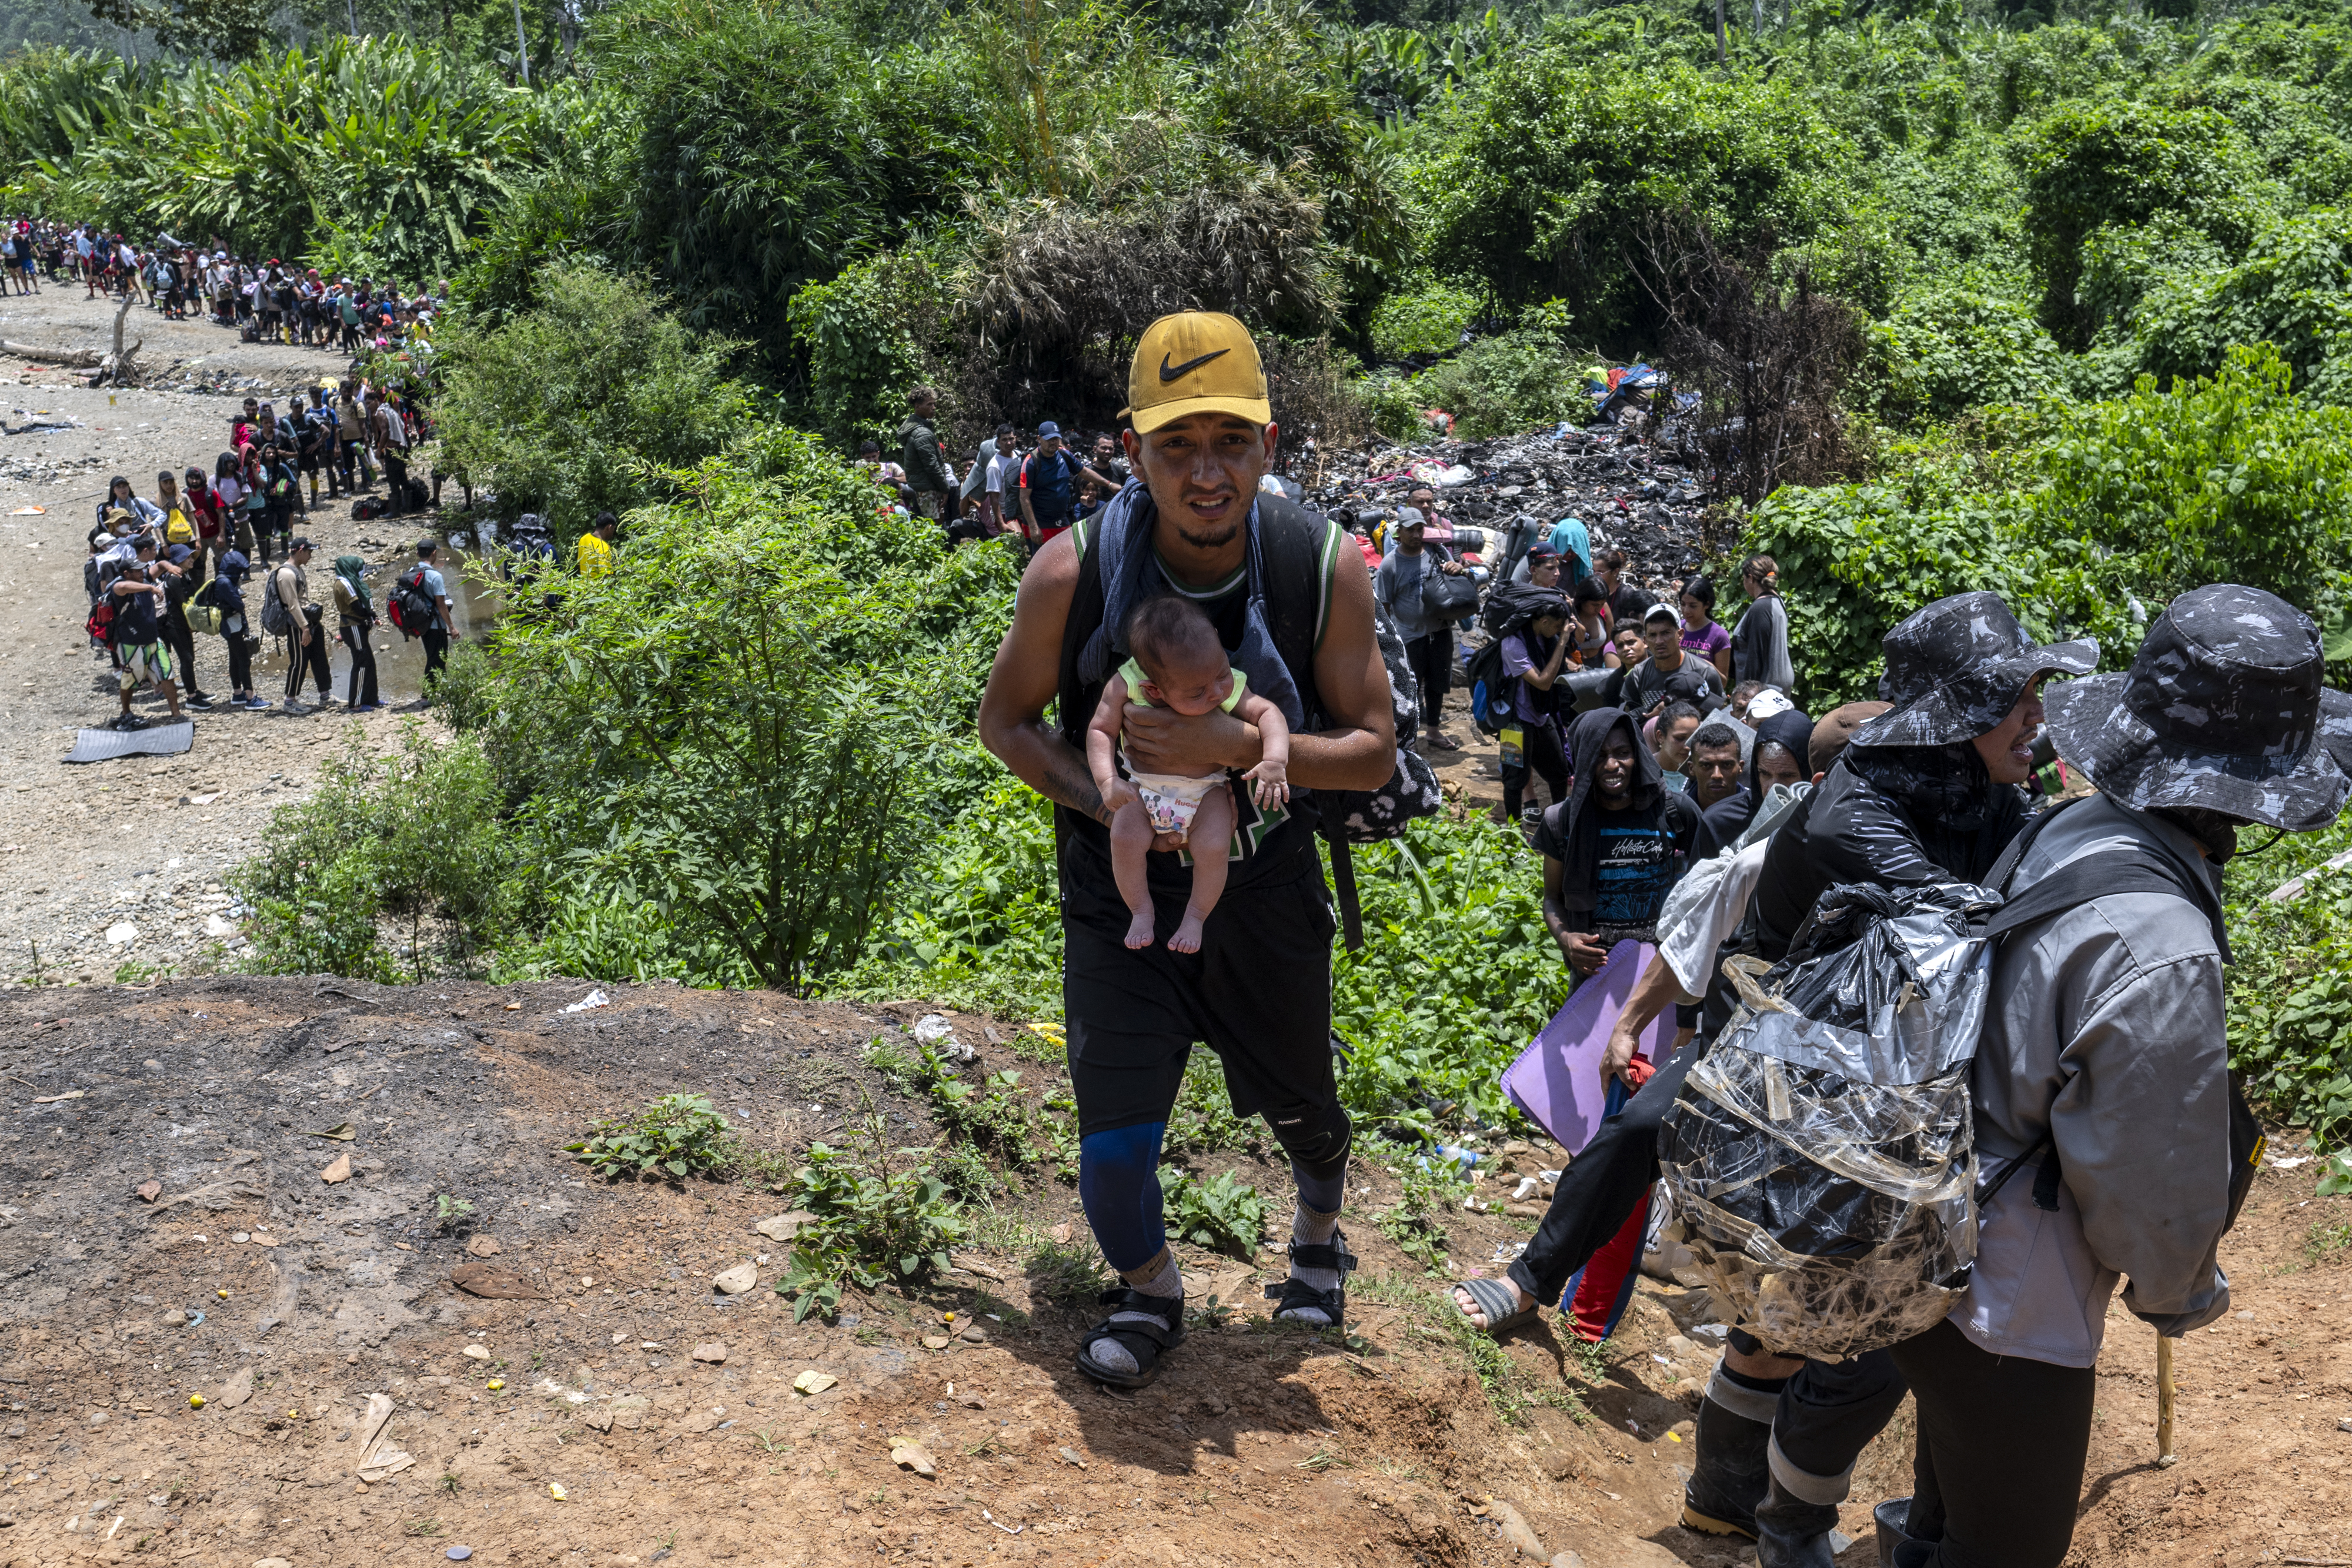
[389,566,436,637]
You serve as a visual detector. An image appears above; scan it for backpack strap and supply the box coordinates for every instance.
[1250,493,1343,722]
[1250,495,1364,946]
[1980,797,2075,900]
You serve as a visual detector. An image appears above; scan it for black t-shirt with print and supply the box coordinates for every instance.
[1535,794,1693,946]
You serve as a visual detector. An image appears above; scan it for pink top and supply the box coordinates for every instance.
[1681,620,1730,658]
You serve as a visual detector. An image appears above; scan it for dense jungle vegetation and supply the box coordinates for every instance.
[13,0,2352,1171]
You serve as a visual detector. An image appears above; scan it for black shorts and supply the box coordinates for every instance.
[1061,842,1343,1151]
[299,450,321,473]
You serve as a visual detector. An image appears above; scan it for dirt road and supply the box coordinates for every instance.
[0,976,2343,1568]
[0,286,477,990]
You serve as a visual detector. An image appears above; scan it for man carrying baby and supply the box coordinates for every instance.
[978,311,1397,1389]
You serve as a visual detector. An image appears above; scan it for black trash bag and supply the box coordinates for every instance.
[1658,880,2000,1361]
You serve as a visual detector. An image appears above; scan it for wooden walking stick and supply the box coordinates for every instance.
[2156,1333,2178,1466]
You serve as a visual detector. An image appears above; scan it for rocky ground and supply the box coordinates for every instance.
[0,285,478,990]
[0,977,2343,1568]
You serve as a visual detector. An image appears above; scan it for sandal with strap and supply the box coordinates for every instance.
[1264,1231,1358,1329]
[1451,1274,1536,1338]
[1075,1286,1185,1390]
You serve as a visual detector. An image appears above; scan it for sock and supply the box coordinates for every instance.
[1089,1246,1182,1376]
[1279,1200,1344,1325]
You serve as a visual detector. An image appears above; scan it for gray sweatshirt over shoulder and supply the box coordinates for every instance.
[1957,792,2233,1368]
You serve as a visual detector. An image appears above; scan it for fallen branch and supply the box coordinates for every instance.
[1,340,106,367]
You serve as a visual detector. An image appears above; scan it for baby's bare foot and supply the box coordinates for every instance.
[1168,910,1205,954]
[1123,907,1157,950]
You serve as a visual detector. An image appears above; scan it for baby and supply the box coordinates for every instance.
[1087,594,1291,954]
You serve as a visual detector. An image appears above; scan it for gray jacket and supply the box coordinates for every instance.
[1956,793,2232,1368]
[1730,593,1793,690]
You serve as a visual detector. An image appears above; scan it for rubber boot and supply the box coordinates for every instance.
[1755,1476,1840,1568]
[1681,1390,1772,1540]
[1875,1497,1920,1564]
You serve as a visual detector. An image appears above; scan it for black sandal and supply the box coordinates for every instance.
[1264,1231,1358,1329]
[1075,1286,1185,1390]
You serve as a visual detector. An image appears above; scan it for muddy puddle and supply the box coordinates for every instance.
[251,544,500,703]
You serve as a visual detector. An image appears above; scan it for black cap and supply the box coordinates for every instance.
[2046,584,2351,831]
[1849,592,2098,748]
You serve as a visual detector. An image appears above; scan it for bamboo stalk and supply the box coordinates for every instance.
[2156,1333,2177,1466]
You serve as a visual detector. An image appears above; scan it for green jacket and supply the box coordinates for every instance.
[896,414,953,494]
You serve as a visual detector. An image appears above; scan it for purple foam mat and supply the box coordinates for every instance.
[1499,940,1675,1156]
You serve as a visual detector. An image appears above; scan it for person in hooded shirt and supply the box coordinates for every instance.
[1446,707,1702,1346]
[1691,708,1814,861]
[1453,593,2099,1568]
[1534,706,1704,979]
[198,550,263,711]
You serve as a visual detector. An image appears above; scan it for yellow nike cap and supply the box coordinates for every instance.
[1122,312,1271,434]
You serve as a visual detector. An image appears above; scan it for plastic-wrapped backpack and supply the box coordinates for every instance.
[1656,881,1998,1361]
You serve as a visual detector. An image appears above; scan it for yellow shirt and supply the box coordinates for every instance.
[577,530,614,580]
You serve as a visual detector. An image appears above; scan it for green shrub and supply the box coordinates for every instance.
[237,723,507,983]
[787,251,946,449]
[1157,1165,1266,1259]
[1369,278,1481,360]
[592,0,989,370]
[1749,343,2352,707]
[1353,373,1439,444]
[773,1116,967,1322]
[433,263,753,541]
[834,774,1063,1016]
[1415,330,1585,439]
[566,1092,734,1180]
[2226,815,2352,1159]
[7,38,563,283]
[1414,53,1852,341]
[1873,285,2063,425]
[454,429,1020,992]
[2012,97,2268,347]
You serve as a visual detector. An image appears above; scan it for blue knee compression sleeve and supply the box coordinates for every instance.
[1078,1122,1168,1273]
[1291,1158,1345,1215]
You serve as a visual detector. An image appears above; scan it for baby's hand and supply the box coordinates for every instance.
[1102,775,1142,815]
[1244,758,1289,810]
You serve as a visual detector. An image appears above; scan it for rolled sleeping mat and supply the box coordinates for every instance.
[1562,666,1618,713]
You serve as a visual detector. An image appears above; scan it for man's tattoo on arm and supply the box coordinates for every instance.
[1043,751,1114,827]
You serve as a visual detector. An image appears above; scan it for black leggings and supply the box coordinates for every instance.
[1509,1032,1699,1308]
[340,621,378,707]
[163,616,201,698]
[223,632,252,696]
[1501,713,1569,819]
[1888,1318,2096,1568]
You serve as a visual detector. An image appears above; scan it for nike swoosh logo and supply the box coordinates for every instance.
[1160,349,1231,382]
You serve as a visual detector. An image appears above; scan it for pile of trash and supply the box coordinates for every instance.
[1298,407,1715,607]
[158,365,306,399]
[0,452,103,487]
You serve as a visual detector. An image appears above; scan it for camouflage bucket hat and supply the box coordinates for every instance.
[1849,591,2099,749]
[2044,584,2351,831]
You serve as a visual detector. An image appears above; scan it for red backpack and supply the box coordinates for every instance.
[386,565,435,637]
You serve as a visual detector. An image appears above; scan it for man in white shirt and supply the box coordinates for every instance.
[368,390,411,514]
